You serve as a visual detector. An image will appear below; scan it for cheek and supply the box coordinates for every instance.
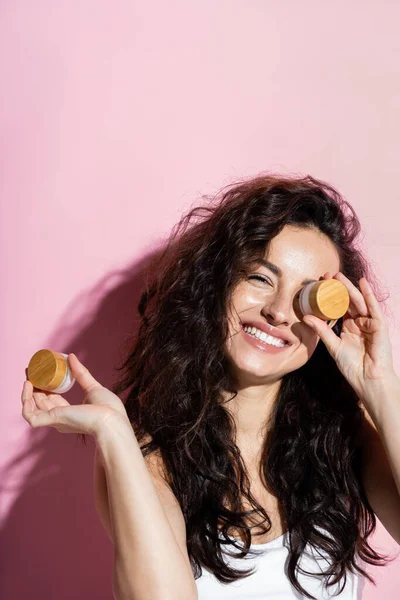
[296,328,320,360]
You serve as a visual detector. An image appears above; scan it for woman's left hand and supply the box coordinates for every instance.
[302,271,398,403]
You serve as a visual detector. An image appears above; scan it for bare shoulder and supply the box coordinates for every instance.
[139,432,174,487]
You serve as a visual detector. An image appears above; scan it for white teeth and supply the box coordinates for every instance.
[243,326,287,348]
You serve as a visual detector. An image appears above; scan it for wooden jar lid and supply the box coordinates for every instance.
[302,279,350,320]
[27,349,67,391]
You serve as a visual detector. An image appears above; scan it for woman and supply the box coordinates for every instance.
[22,174,400,599]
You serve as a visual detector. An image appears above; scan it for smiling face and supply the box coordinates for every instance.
[224,224,341,386]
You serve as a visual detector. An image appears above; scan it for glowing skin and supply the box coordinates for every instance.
[223,225,341,444]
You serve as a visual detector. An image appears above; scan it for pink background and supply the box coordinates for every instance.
[1,1,400,598]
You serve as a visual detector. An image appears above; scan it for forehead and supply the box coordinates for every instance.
[264,225,341,277]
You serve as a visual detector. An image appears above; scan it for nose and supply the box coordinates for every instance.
[261,289,303,325]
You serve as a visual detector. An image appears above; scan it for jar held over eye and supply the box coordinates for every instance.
[26,349,76,393]
[298,279,349,321]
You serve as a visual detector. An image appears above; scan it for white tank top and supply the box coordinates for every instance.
[195,529,366,599]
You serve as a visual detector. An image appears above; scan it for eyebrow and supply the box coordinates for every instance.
[254,259,318,286]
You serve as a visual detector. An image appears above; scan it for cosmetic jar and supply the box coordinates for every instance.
[298,279,349,321]
[26,349,76,393]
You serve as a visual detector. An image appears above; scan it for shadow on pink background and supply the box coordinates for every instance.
[1,254,158,598]
[2,1,400,598]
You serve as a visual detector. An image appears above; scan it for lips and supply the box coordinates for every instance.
[241,321,293,345]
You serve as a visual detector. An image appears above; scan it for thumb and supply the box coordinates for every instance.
[303,316,340,356]
[67,354,103,395]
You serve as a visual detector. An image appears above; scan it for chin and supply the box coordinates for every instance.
[227,348,312,383]
[233,368,287,388]
[227,358,285,381]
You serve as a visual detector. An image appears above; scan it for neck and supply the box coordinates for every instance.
[221,378,282,454]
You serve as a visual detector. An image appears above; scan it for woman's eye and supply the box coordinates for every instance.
[248,275,272,285]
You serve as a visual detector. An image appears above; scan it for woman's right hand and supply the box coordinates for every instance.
[21,353,130,437]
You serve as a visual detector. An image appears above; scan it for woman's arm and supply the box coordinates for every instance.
[359,378,400,545]
[95,415,198,600]
[93,445,114,542]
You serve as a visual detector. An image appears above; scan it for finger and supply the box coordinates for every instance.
[33,390,70,410]
[22,381,60,428]
[21,379,30,403]
[303,315,341,357]
[359,278,384,321]
[333,272,369,317]
[45,393,70,407]
[21,381,37,414]
[24,367,70,408]
[32,389,52,411]
[24,366,55,409]
[67,354,103,395]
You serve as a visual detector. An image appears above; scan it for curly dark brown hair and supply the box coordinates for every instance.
[93,174,395,598]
